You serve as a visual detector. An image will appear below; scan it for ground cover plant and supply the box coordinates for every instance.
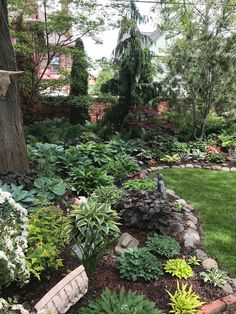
[146,234,180,258]
[161,168,236,276]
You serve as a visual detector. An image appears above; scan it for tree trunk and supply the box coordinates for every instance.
[0,0,29,174]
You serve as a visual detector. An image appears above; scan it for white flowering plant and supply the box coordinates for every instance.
[0,189,29,287]
[0,297,29,314]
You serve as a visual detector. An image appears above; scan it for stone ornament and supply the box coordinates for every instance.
[0,70,24,98]
[34,265,88,314]
[114,232,139,256]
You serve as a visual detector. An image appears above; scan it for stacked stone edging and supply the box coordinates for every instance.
[148,163,236,172]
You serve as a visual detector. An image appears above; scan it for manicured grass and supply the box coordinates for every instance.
[160,169,236,276]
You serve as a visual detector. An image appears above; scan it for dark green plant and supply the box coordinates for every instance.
[165,259,193,280]
[104,156,140,181]
[68,166,113,196]
[206,153,225,163]
[167,281,205,314]
[123,179,156,191]
[80,287,163,314]
[117,248,163,282]
[65,201,120,275]
[200,269,229,288]
[26,206,69,280]
[146,234,180,258]
[90,185,123,206]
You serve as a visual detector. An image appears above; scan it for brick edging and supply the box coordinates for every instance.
[198,294,236,314]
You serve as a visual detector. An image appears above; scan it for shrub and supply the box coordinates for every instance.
[206,153,224,163]
[90,185,123,206]
[167,281,205,314]
[0,190,29,287]
[160,154,180,163]
[117,248,163,282]
[69,166,113,196]
[26,206,68,280]
[104,156,140,181]
[200,269,229,288]
[165,259,193,280]
[65,202,120,275]
[80,287,163,314]
[123,179,156,191]
[146,234,180,258]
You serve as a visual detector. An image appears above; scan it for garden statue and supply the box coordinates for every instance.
[157,173,165,197]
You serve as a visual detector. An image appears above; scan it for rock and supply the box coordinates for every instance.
[157,166,164,170]
[185,164,194,168]
[193,164,202,168]
[194,249,208,261]
[211,165,221,170]
[230,278,236,288]
[221,166,230,172]
[150,166,159,171]
[171,165,180,169]
[185,213,198,225]
[176,199,187,206]
[180,164,186,168]
[163,165,170,169]
[114,233,139,256]
[222,283,233,294]
[202,258,218,270]
[184,203,195,211]
[186,220,197,230]
[183,228,200,249]
[231,167,236,171]
[166,189,177,198]
[171,222,185,234]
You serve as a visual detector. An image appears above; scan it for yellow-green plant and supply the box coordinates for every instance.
[165,259,193,280]
[187,256,201,266]
[167,281,205,314]
[160,154,180,163]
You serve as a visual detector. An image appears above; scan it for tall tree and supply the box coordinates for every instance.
[0,0,29,174]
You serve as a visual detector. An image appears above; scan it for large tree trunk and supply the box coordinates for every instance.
[0,0,29,174]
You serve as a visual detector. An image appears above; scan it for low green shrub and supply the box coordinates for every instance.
[26,206,68,280]
[200,269,229,288]
[146,234,180,258]
[187,256,201,266]
[90,185,123,206]
[80,287,163,314]
[117,248,163,282]
[104,156,140,181]
[65,202,120,275]
[160,154,180,163]
[123,179,156,191]
[165,259,193,280]
[206,153,225,163]
[167,281,205,314]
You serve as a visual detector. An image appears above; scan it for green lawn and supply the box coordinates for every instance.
[159,169,236,276]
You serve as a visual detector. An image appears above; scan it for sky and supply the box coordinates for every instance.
[83,0,157,61]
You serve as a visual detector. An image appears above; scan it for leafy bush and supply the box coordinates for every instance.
[165,259,193,280]
[146,234,180,258]
[187,149,207,162]
[65,202,120,275]
[218,133,236,149]
[90,185,123,206]
[104,156,140,181]
[187,256,201,266]
[80,287,163,314]
[200,269,229,288]
[167,281,205,314]
[117,248,163,282]
[69,166,113,196]
[123,179,156,191]
[160,154,180,163]
[26,206,68,280]
[0,190,29,287]
[206,153,224,163]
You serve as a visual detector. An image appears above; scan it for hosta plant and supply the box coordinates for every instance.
[65,201,120,275]
[80,288,163,314]
[90,185,123,206]
[160,154,180,163]
[167,281,205,314]
[104,156,140,181]
[187,256,201,266]
[117,248,163,282]
[165,259,193,280]
[146,234,180,258]
[200,269,229,288]
[123,179,156,191]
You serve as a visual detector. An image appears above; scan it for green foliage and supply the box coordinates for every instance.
[187,256,201,266]
[0,181,35,211]
[160,154,180,163]
[90,185,123,206]
[104,156,140,180]
[65,202,120,275]
[80,287,163,314]
[117,248,163,282]
[218,133,236,150]
[123,179,156,191]
[167,282,205,314]
[165,259,193,280]
[206,153,224,164]
[146,234,180,258]
[26,206,68,280]
[32,177,67,204]
[68,166,113,196]
[200,269,229,288]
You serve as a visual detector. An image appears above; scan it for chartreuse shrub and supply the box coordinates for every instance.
[200,269,229,288]
[123,179,156,191]
[146,234,180,258]
[117,248,163,282]
[90,185,123,206]
[167,281,205,314]
[187,256,201,266]
[165,259,193,280]
[65,201,120,275]
[80,288,163,314]
[0,190,29,287]
[26,206,69,280]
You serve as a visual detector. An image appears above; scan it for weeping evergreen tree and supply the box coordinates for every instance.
[69,38,90,124]
[104,0,158,128]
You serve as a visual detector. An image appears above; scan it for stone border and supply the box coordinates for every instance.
[34,265,88,314]
[198,294,236,314]
[148,163,236,172]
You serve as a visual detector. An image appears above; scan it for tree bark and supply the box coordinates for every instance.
[0,0,29,174]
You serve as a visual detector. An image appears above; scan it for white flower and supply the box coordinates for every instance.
[12,304,30,314]
[0,251,7,260]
